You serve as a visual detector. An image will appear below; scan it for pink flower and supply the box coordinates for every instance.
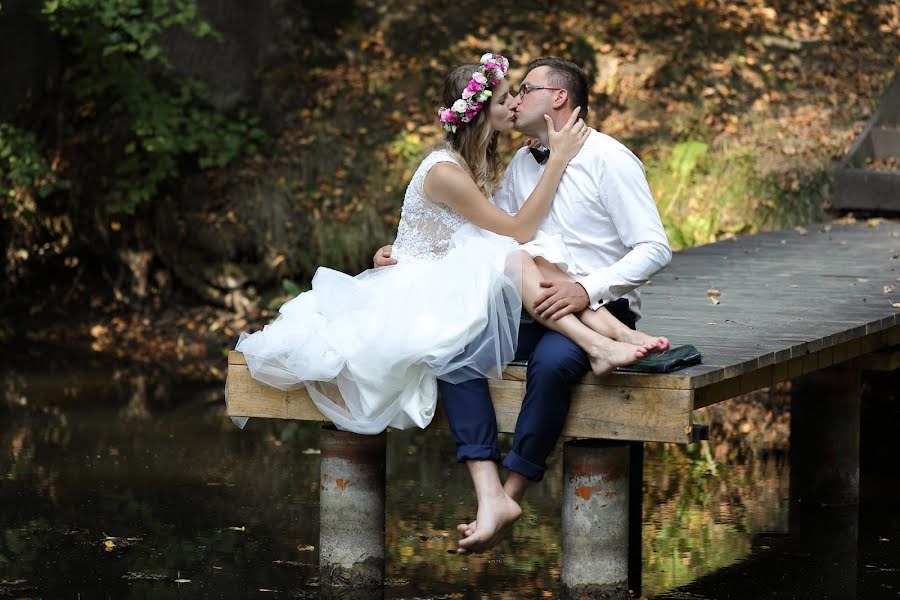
[462,88,475,100]
[492,77,500,86]
[465,107,479,120]
[473,72,487,85]
[466,80,482,92]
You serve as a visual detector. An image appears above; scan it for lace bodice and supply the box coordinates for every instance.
[392,150,469,262]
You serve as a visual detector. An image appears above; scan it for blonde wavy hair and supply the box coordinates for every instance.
[436,63,504,197]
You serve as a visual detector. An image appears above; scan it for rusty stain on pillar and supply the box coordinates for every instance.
[319,426,386,597]
[561,439,630,600]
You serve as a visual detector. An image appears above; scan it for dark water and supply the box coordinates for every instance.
[1,364,897,599]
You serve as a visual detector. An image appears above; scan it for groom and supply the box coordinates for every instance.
[374,57,671,553]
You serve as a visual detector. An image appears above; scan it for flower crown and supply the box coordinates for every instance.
[438,53,510,133]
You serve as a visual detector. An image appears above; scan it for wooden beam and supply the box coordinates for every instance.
[694,325,900,407]
[863,349,900,372]
[226,361,694,444]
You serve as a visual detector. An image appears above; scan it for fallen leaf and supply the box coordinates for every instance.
[867,217,884,228]
[885,285,896,294]
[710,296,721,305]
[706,288,721,297]
[227,526,246,532]
[833,214,856,225]
[298,544,315,551]
[794,226,808,235]
[174,578,191,583]
[892,302,900,308]
[104,540,117,551]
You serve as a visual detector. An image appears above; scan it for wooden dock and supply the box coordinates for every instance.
[226,219,900,444]
[225,218,899,599]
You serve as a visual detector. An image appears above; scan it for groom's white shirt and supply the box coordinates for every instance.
[491,129,671,320]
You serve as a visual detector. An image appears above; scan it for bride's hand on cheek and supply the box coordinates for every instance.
[546,106,589,165]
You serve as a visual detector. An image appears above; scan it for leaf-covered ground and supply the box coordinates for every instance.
[3,0,898,389]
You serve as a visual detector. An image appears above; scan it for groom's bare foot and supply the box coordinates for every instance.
[456,493,521,554]
[588,340,648,376]
[616,329,669,353]
[457,520,476,539]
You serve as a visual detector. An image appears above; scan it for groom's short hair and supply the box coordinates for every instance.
[525,57,590,119]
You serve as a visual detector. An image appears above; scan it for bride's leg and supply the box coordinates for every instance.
[533,256,669,351]
[516,252,648,376]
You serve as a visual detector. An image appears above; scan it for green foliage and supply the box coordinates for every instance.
[647,139,757,249]
[281,278,302,297]
[28,0,264,214]
[669,140,708,181]
[0,124,68,219]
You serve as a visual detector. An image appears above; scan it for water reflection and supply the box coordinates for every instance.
[1,366,896,599]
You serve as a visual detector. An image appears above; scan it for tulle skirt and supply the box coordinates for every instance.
[233,225,524,434]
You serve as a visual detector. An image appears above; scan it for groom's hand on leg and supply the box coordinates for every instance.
[533,280,589,320]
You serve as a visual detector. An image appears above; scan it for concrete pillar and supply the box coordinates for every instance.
[319,427,385,599]
[561,439,631,600]
[790,362,862,507]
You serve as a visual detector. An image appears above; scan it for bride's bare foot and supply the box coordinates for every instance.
[456,493,521,555]
[616,329,669,353]
[588,340,648,376]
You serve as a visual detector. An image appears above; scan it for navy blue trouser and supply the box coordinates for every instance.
[438,298,637,481]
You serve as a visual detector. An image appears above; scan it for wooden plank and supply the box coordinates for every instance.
[862,349,900,372]
[694,326,900,406]
[229,351,694,390]
[226,361,693,443]
[487,381,693,443]
[226,363,329,423]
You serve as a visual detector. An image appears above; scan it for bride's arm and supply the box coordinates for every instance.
[424,109,588,244]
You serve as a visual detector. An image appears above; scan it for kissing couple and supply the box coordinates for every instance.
[236,52,671,553]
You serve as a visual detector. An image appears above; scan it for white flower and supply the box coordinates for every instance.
[473,72,487,85]
[481,90,492,98]
[452,99,468,113]
[481,52,494,63]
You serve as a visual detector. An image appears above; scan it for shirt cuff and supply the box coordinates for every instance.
[575,270,614,310]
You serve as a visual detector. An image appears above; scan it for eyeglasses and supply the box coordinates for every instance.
[517,83,564,98]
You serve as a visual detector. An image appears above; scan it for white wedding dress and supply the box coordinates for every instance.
[233,149,526,434]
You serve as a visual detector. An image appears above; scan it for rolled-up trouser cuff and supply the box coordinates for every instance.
[457,443,501,463]
[503,449,545,482]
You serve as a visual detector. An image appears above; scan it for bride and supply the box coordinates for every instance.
[235,53,661,434]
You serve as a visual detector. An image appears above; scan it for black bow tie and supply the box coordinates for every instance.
[530,146,550,164]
